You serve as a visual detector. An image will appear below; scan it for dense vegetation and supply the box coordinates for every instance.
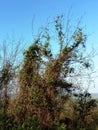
[0,16,98,130]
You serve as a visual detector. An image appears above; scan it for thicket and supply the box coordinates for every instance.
[0,16,98,130]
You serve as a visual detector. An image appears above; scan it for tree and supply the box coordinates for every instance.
[15,15,93,129]
[73,91,97,130]
[0,38,25,113]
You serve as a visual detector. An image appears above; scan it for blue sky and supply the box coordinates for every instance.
[0,0,98,92]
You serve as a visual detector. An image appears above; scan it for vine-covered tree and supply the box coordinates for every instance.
[14,16,94,129]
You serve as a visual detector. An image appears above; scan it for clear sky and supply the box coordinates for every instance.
[0,0,98,93]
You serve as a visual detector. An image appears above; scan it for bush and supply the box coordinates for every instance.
[57,123,67,130]
[0,111,13,130]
